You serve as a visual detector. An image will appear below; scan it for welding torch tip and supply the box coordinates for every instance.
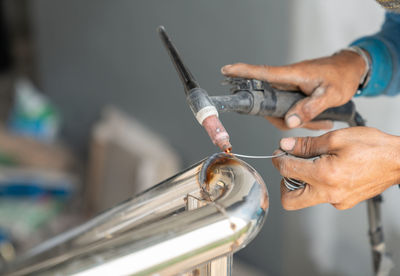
[202,115,232,153]
[218,138,232,153]
[215,137,232,154]
[222,144,232,154]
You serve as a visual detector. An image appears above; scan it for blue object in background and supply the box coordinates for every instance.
[8,78,60,143]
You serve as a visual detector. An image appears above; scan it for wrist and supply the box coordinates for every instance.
[340,46,371,95]
[350,37,393,97]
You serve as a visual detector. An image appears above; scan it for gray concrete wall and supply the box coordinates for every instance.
[28,1,291,275]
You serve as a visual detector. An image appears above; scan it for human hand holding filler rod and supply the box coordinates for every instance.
[272,127,400,210]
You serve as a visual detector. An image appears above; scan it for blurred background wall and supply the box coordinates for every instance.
[17,0,400,275]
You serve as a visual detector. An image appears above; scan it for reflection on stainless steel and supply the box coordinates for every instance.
[2,153,268,276]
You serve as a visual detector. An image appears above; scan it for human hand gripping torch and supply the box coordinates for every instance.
[158,26,363,153]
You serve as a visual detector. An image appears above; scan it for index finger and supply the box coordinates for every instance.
[266,116,333,131]
[221,63,304,86]
[272,151,322,185]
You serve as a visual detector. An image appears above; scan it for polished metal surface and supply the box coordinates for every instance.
[184,184,232,276]
[2,153,268,276]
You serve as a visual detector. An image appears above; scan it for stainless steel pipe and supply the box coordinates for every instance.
[2,153,269,276]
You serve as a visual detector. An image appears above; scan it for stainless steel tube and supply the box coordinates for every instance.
[2,153,269,276]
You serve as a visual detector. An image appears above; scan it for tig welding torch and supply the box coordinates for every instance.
[158,26,364,152]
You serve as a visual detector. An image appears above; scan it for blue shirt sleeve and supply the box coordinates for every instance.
[351,12,400,97]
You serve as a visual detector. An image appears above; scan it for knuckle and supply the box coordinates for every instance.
[370,127,382,137]
[312,86,326,98]
[301,100,326,122]
[300,104,316,121]
[332,203,349,210]
[293,60,311,72]
[261,64,269,70]
[319,175,330,187]
[278,161,290,176]
[300,136,314,156]
[324,131,339,148]
[327,186,345,203]
[333,200,354,210]
[261,64,272,75]
[313,165,328,182]
[325,87,344,104]
[321,169,335,185]
[286,64,299,73]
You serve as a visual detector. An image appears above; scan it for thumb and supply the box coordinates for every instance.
[280,135,330,158]
[284,86,331,128]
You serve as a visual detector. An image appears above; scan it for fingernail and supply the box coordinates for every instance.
[286,114,302,128]
[221,64,232,74]
[280,137,296,151]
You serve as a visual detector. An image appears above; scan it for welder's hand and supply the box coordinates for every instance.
[221,50,366,130]
[271,127,400,210]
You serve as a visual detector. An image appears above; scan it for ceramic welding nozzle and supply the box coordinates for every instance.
[187,88,232,152]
